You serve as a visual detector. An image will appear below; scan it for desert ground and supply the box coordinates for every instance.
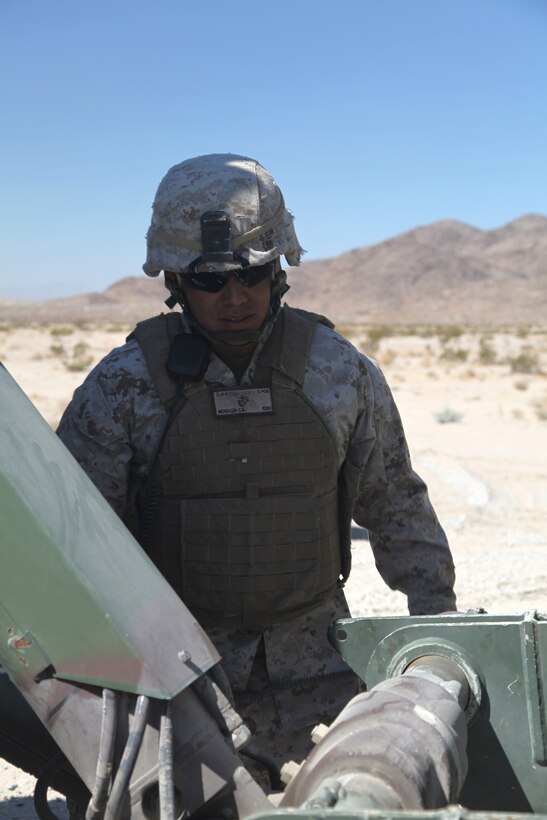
[0,320,546,817]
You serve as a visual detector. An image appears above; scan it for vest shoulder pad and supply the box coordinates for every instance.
[127,313,183,405]
[284,306,335,330]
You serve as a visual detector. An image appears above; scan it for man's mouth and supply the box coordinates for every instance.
[221,315,252,323]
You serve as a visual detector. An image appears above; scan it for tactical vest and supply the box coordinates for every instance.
[131,307,355,629]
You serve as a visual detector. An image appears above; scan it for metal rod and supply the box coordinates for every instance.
[158,701,176,820]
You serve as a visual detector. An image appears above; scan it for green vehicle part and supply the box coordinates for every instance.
[0,363,270,818]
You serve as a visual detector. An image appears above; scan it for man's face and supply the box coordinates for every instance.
[181,272,272,334]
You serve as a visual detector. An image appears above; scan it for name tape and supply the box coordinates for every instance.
[213,387,274,416]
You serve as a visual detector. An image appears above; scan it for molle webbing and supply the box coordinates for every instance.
[138,307,342,628]
[148,374,341,627]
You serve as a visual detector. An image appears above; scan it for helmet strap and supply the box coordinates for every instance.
[163,266,290,352]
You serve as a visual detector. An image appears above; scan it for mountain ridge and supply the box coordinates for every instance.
[1,214,545,325]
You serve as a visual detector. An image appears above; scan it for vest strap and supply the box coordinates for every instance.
[255,306,333,386]
[128,313,183,405]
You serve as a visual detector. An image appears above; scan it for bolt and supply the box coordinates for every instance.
[310,723,329,745]
[231,724,251,750]
[280,760,301,785]
[178,650,192,663]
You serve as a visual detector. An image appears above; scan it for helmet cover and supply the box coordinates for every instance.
[143,153,304,276]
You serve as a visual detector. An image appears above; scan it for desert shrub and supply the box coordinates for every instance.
[438,325,464,343]
[49,343,65,356]
[513,379,529,391]
[366,325,394,351]
[434,407,464,424]
[413,325,438,338]
[477,337,497,365]
[533,396,547,421]
[440,347,469,362]
[508,350,541,374]
[50,325,74,336]
[64,357,93,372]
[516,326,530,338]
[63,341,93,372]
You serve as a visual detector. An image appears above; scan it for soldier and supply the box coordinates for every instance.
[57,153,456,776]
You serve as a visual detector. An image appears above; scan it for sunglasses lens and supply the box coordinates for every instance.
[181,272,227,292]
[235,264,273,288]
[180,262,274,293]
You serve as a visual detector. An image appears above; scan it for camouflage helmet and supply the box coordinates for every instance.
[143,153,304,276]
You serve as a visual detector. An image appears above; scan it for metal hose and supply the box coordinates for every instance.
[104,695,150,820]
[85,689,118,820]
[34,752,65,820]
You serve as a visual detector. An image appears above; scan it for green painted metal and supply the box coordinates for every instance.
[249,810,546,820]
[329,612,547,814]
[0,364,219,698]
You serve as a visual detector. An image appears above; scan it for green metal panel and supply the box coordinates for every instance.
[0,364,219,698]
[329,612,547,814]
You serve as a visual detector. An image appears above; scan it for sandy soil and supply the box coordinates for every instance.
[1,321,546,817]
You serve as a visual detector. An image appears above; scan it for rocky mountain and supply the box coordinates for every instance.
[285,213,547,325]
[1,214,545,325]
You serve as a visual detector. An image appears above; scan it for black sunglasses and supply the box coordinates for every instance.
[177,262,274,294]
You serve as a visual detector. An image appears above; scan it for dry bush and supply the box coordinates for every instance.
[513,379,529,391]
[477,337,497,365]
[534,396,547,421]
[434,407,464,424]
[63,341,93,372]
[438,325,464,343]
[366,325,394,352]
[508,350,541,374]
[440,347,469,362]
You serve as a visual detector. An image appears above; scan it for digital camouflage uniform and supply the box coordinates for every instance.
[57,304,456,771]
[57,151,456,775]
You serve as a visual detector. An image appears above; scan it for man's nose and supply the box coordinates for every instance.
[221,274,248,304]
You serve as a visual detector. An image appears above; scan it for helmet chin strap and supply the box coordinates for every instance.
[165,269,290,350]
[189,322,263,349]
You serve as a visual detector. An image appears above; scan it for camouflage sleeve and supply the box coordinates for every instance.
[350,357,457,615]
[56,341,167,520]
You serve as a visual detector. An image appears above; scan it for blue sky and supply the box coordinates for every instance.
[1,0,546,298]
